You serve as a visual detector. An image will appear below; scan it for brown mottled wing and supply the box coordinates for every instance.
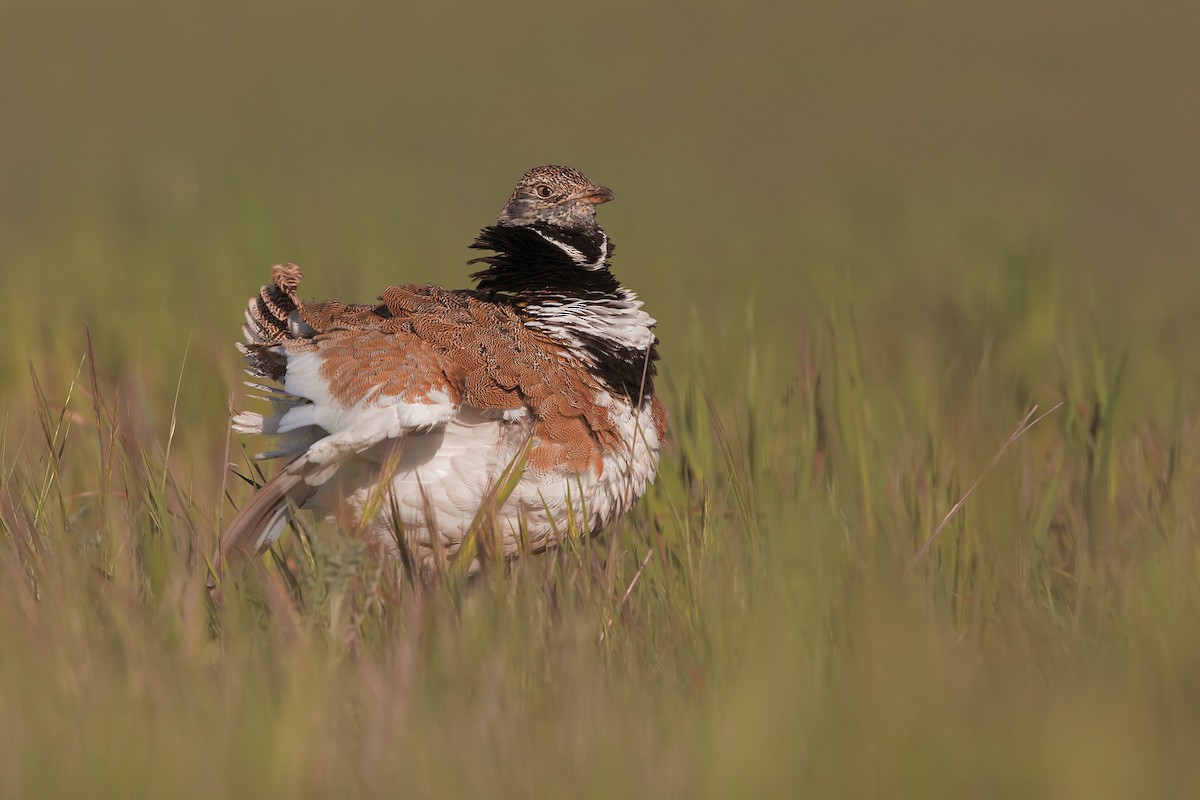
[384,286,618,474]
[291,284,619,475]
[220,276,622,586]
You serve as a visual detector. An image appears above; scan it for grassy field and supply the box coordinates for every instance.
[2,0,1199,796]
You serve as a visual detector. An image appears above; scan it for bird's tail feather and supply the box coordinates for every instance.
[238,263,305,382]
[208,465,317,593]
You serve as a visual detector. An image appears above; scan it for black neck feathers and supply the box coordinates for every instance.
[466,222,659,401]
[468,223,618,297]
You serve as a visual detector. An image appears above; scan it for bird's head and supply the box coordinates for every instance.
[496,165,615,229]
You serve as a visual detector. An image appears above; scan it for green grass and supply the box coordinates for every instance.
[3,0,1200,796]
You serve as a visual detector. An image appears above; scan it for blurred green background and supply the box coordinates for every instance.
[2,1,1200,797]
[4,0,1197,405]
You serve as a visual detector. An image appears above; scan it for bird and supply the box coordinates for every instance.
[212,165,667,585]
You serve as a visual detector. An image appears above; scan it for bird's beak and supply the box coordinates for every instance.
[575,184,616,205]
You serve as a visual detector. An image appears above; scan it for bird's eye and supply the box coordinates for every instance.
[535,185,553,199]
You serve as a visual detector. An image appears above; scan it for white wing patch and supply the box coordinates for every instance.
[243,350,459,486]
[300,389,456,484]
